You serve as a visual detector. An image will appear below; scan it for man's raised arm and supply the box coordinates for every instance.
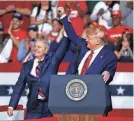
[57,7,85,47]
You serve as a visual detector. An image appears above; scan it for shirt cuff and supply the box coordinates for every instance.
[56,33,63,43]
[8,107,13,109]
[63,30,68,37]
[38,94,46,100]
[60,14,67,19]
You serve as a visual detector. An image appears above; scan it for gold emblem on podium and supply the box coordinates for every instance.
[66,79,88,101]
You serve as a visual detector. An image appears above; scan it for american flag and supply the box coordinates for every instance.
[0,62,133,120]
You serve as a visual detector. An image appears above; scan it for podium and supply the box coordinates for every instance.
[48,75,112,121]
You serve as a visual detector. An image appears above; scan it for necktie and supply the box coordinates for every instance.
[35,63,40,78]
[81,51,94,75]
[35,62,45,98]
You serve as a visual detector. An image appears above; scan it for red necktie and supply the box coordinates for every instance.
[81,51,94,75]
[35,64,40,78]
[35,63,45,98]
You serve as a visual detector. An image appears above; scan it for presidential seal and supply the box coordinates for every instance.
[66,79,88,101]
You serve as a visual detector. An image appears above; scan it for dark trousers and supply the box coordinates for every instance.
[25,99,53,119]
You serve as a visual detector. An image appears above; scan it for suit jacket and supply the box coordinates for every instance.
[61,16,118,83]
[9,36,70,111]
[49,37,78,62]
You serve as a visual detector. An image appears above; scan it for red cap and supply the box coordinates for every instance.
[112,10,122,18]
[91,22,107,34]
[99,25,108,34]
[91,22,99,28]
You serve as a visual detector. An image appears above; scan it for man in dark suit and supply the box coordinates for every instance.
[57,7,118,115]
[7,34,70,119]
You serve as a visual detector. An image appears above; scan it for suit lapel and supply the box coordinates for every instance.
[86,46,107,74]
[27,59,34,73]
[40,52,54,76]
[78,44,89,65]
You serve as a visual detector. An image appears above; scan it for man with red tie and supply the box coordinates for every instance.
[58,7,118,115]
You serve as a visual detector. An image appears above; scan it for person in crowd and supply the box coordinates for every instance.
[51,0,59,19]
[113,31,133,62]
[8,12,28,62]
[58,1,87,36]
[30,1,53,35]
[90,0,120,29]
[8,12,28,47]
[120,1,133,28]
[83,14,92,29]
[0,24,12,63]
[107,10,133,45]
[58,7,118,115]
[0,1,33,30]
[0,4,31,16]
[7,33,70,119]
[17,24,38,63]
[47,18,63,43]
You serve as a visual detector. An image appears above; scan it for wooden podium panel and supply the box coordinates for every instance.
[54,114,102,121]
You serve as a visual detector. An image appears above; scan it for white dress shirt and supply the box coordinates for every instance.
[90,2,120,29]
[120,1,133,28]
[30,58,39,77]
[0,38,13,63]
[78,46,104,74]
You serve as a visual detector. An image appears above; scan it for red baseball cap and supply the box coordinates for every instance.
[91,22,99,28]
[112,10,122,18]
[91,22,107,34]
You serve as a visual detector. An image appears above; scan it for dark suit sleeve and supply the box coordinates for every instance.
[48,40,61,52]
[54,36,70,64]
[104,53,118,83]
[9,64,27,109]
[66,50,80,74]
[60,16,86,48]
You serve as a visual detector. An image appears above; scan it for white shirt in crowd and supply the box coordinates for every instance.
[0,39,13,63]
[120,1,133,28]
[51,0,58,19]
[90,1,120,29]
[78,46,104,74]
[31,7,52,35]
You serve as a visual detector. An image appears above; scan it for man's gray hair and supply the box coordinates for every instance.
[43,40,50,50]
[36,34,50,50]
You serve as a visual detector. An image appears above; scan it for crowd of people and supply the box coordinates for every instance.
[0,0,133,63]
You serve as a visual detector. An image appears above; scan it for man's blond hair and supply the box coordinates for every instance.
[85,27,106,43]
